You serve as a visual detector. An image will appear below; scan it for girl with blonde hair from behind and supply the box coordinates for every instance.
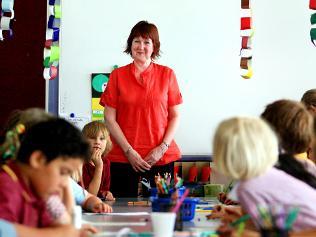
[213,117,316,231]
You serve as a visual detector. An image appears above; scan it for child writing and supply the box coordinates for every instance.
[2,108,113,217]
[81,121,115,200]
[213,116,316,231]
[0,118,97,236]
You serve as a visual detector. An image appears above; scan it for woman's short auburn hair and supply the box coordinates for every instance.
[213,117,278,180]
[124,20,160,60]
[261,99,313,154]
[82,121,112,157]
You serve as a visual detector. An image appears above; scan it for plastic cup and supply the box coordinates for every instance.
[151,212,176,237]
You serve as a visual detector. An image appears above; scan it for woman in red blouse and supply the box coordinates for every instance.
[100,20,183,197]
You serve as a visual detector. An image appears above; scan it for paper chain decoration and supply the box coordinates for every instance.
[0,0,15,41]
[310,0,316,46]
[43,0,61,80]
[240,0,253,79]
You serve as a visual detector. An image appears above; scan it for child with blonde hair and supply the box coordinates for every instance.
[213,117,316,231]
[82,121,114,200]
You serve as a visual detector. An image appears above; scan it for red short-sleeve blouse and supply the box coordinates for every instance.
[100,62,183,165]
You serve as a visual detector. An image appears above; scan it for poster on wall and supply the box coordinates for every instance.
[91,73,109,121]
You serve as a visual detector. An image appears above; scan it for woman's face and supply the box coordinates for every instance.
[131,36,154,63]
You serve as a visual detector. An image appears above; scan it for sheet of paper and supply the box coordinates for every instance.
[83,212,149,216]
[82,220,147,226]
[59,114,90,130]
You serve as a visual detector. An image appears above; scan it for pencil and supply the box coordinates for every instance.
[127,201,149,206]
[224,180,234,194]
[172,189,189,213]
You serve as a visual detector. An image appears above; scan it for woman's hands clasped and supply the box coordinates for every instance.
[126,143,167,172]
[126,147,151,172]
[144,144,166,167]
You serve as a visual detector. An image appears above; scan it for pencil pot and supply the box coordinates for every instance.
[260,228,289,237]
[150,197,199,221]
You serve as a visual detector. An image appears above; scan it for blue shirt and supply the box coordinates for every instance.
[0,219,16,237]
[70,178,87,205]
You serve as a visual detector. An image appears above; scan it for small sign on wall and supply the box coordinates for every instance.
[91,73,110,121]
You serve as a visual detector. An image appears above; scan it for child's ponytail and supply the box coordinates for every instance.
[0,124,25,163]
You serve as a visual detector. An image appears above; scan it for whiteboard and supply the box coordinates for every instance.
[58,0,316,155]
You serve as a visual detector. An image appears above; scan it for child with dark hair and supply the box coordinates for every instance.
[301,89,316,116]
[0,119,89,228]
[301,89,316,161]
[81,121,114,200]
[1,108,112,216]
[261,99,316,181]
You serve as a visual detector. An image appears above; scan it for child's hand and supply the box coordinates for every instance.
[207,205,243,222]
[221,205,243,224]
[206,204,225,219]
[92,202,113,213]
[218,192,227,202]
[218,192,239,205]
[46,193,73,225]
[104,191,115,201]
[91,148,103,167]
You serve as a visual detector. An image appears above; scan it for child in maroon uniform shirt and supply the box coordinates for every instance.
[0,119,90,228]
[82,121,114,200]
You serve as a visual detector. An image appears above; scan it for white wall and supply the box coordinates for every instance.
[59,0,316,155]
